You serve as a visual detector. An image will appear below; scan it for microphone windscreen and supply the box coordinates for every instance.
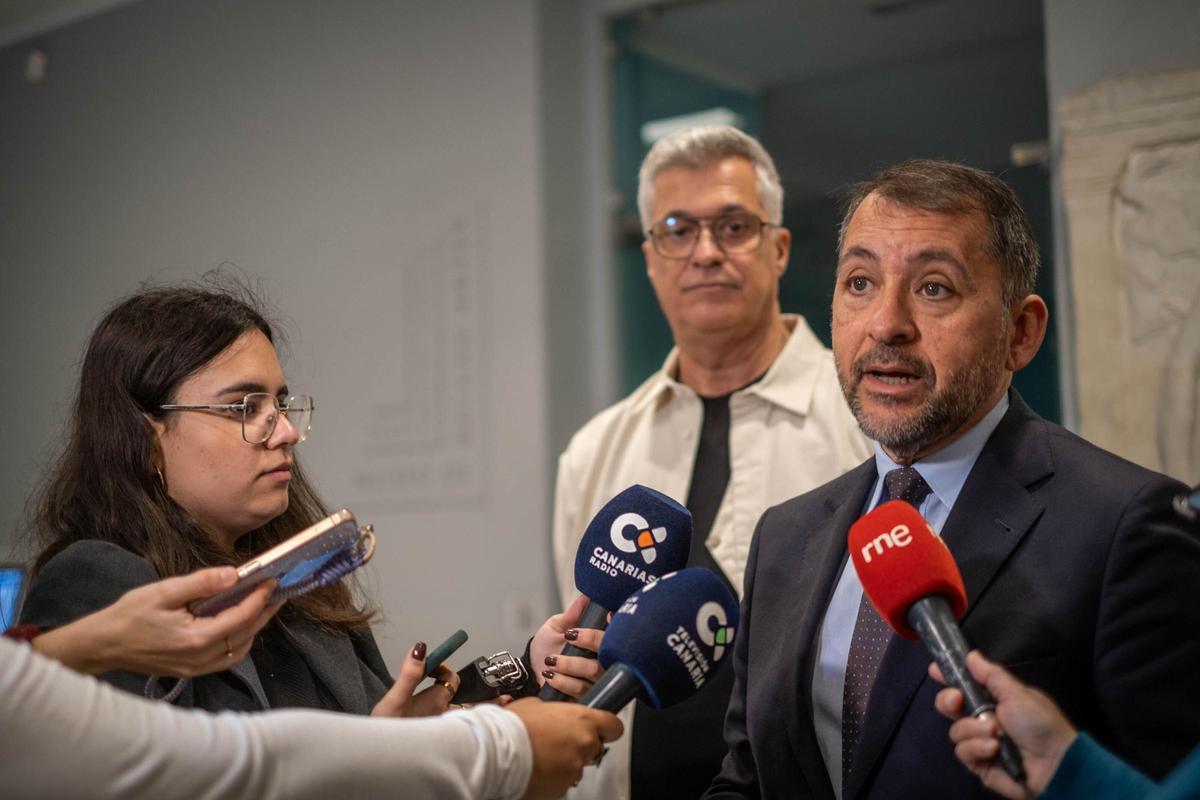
[574,484,692,611]
[597,567,739,709]
[849,500,967,639]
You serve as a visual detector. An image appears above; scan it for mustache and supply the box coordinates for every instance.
[851,344,934,384]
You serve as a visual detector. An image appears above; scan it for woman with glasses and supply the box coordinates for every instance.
[17,282,456,716]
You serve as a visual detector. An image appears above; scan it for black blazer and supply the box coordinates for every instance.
[706,392,1200,799]
[20,539,392,713]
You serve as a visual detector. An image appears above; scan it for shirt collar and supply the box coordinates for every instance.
[872,392,1010,511]
[635,314,827,417]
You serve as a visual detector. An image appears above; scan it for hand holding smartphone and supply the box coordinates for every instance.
[189,509,375,617]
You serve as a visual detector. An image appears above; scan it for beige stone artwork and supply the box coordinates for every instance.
[1060,69,1200,485]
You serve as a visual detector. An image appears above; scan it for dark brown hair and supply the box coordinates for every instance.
[29,280,373,631]
[838,159,1040,307]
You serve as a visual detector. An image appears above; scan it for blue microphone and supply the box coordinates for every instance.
[581,567,739,712]
[540,485,692,702]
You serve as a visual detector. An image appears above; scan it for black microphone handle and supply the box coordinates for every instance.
[538,599,610,702]
[453,660,497,704]
[907,596,1026,786]
[581,663,646,711]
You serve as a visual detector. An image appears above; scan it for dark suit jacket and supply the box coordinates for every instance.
[706,392,1200,799]
[20,540,392,713]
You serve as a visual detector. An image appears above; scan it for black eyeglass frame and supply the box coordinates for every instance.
[645,212,775,259]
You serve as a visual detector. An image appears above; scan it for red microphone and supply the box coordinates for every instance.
[848,500,966,637]
[849,500,1025,785]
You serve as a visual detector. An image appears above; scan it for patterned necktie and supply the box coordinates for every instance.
[841,467,932,794]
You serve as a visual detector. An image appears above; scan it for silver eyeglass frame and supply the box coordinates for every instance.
[158,393,314,444]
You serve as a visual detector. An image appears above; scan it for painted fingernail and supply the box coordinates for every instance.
[542,669,555,680]
[411,641,427,660]
[544,655,558,667]
[564,629,579,641]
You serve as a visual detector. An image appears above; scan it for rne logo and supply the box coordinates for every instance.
[859,523,912,564]
[696,601,735,660]
[610,512,669,564]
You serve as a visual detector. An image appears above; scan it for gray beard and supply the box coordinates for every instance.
[838,329,1009,462]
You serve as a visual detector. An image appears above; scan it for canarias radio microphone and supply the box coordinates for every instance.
[586,510,671,581]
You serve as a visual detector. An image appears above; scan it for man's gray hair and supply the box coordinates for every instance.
[837,159,1040,307]
[637,125,784,231]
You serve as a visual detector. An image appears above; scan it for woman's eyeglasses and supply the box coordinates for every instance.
[159,393,314,444]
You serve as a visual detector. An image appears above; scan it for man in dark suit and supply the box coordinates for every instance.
[705,159,1200,800]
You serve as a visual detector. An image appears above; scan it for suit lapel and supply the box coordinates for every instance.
[845,394,1052,799]
[787,461,877,794]
[288,621,371,714]
[228,655,270,708]
[942,395,1051,616]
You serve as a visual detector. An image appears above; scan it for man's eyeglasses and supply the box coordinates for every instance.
[159,393,314,444]
[646,212,773,259]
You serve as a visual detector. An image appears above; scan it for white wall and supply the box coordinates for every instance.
[0,0,559,666]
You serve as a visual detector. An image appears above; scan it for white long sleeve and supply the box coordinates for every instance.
[0,637,531,800]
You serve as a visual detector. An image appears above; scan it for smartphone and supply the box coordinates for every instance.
[189,509,366,617]
[424,629,469,678]
[0,562,28,630]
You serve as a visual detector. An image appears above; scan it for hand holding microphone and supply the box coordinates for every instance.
[505,698,625,800]
[528,595,607,699]
[539,485,692,702]
[849,501,1027,786]
[579,567,739,713]
[930,651,1077,799]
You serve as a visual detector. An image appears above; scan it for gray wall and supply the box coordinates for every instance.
[538,0,620,470]
[1044,0,1200,102]
[1043,0,1200,426]
[0,0,570,666]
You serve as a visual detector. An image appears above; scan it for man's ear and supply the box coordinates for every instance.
[1006,294,1049,372]
[773,226,791,278]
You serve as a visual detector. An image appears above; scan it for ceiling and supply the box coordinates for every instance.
[616,0,1044,92]
[0,0,133,48]
[0,0,1044,85]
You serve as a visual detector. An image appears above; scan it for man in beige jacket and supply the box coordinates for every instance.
[550,125,871,800]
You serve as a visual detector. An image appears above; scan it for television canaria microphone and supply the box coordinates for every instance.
[539,484,692,702]
[848,500,1026,785]
[580,567,739,712]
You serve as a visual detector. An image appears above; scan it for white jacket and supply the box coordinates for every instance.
[553,314,871,800]
[0,636,532,800]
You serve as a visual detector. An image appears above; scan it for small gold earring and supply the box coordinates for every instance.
[155,466,168,492]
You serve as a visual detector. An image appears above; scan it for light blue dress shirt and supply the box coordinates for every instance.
[811,394,1009,798]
